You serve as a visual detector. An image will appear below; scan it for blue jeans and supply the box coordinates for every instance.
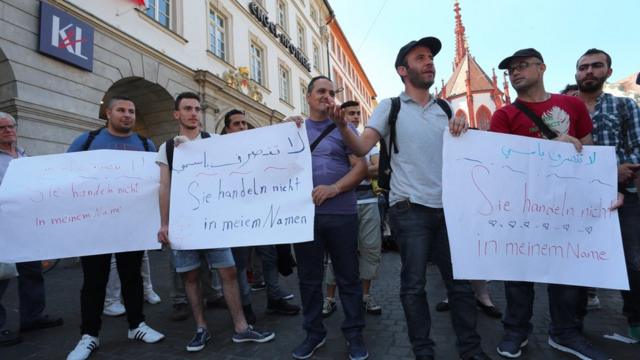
[503,281,584,340]
[294,214,364,340]
[232,245,288,306]
[0,261,46,329]
[389,201,482,359]
[620,194,640,326]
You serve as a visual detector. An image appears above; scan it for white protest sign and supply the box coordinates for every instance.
[0,150,161,262]
[169,122,314,249]
[443,130,628,290]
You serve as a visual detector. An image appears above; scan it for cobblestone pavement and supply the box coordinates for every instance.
[1,250,637,359]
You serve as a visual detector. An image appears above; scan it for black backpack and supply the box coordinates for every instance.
[377,97,452,191]
[165,131,211,172]
[82,127,151,152]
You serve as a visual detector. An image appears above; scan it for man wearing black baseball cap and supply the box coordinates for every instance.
[490,50,612,360]
[330,36,490,360]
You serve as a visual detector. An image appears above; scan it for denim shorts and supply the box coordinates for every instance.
[172,248,235,273]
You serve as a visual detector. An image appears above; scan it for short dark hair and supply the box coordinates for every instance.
[307,76,331,93]
[224,109,244,128]
[577,48,612,69]
[560,84,579,95]
[174,92,200,110]
[107,95,134,109]
[341,100,359,109]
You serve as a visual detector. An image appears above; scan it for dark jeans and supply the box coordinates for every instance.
[294,214,364,340]
[389,201,482,359]
[233,245,288,306]
[80,252,144,336]
[503,281,584,339]
[620,194,640,326]
[0,261,46,329]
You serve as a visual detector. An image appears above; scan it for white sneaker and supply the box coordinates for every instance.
[586,295,601,310]
[103,301,125,317]
[144,290,162,304]
[127,322,165,343]
[67,334,99,360]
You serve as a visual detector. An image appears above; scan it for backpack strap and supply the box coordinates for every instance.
[388,97,401,154]
[310,124,337,152]
[82,127,105,151]
[83,127,151,151]
[166,131,211,172]
[435,98,452,119]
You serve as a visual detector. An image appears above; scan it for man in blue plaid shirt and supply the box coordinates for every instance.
[576,48,640,341]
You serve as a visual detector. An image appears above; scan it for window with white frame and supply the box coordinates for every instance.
[208,9,226,60]
[300,82,309,115]
[250,42,264,85]
[312,42,320,71]
[277,0,288,31]
[297,21,306,53]
[146,0,171,28]
[310,6,319,24]
[279,64,291,103]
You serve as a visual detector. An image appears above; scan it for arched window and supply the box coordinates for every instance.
[476,105,492,130]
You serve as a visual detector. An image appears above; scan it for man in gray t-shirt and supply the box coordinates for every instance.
[331,37,489,360]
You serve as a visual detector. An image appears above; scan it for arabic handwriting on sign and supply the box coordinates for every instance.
[287,132,306,154]
[548,151,597,167]
[501,143,544,160]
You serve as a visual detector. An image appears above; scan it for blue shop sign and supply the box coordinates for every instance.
[39,2,94,71]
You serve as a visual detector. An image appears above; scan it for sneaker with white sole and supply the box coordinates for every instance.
[232,325,275,343]
[363,295,382,315]
[102,301,125,317]
[586,295,601,310]
[186,327,211,352]
[548,335,610,360]
[144,290,162,304]
[127,322,165,343]
[67,334,99,360]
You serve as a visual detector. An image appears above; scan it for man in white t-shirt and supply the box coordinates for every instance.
[156,92,274,353]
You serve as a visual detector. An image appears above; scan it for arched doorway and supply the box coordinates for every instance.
[99,77,175,147]
[476,105,492,131]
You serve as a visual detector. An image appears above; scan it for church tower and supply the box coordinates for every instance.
[437,1,509,130]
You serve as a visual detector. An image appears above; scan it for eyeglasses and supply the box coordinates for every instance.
[577,62,606,72]
[0,124,16,131]
[507,61,542,75]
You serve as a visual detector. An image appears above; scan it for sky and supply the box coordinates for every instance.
[330,0,640,100]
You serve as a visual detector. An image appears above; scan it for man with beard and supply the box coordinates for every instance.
[329,37,490,360]
[575,48,640,341]
[489,48,612,360]
[157,92,274,353]
[66,96,164,360]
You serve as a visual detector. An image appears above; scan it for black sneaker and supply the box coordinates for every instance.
[267,298,300,315]
[347,335,369,360]
[186,328,210,352]
[548,335,610,360]
[0,329,21,347]
[435,299,450,312]
[251,282,267,292]
[496,332,528,358]
[322,297,336,318]
[292,336,326,359]
[243,304,257,325]
[232,325,275,343]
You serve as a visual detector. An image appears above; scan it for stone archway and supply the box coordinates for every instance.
[0,47,18,114]
[99,77,175,147]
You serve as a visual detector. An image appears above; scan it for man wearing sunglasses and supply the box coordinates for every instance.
[490,48,610,360]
